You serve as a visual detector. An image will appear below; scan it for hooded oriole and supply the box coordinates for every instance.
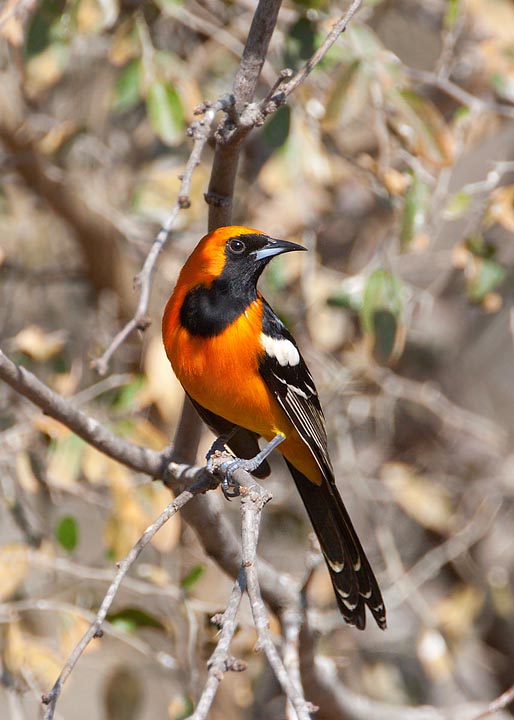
[162,226,386,629]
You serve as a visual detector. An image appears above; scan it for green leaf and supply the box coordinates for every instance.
[371,310,398,365]
[399,173,429,250]
[285,17,317,69]
[108,607,165,632]
[181,564,205,591]
[170,696,194,720]
[110,375,146,411]
[263,106,290,150]
[361,269,403,334]
[444,0,460,29]
[55,516,78,552]
[113,60,141,113]
[360,270,405,364]
[388,89,453,166]
[443,191,471,221]
[25,0,66,57]
[490,73,514,104]
[324,59,362,125]
[146,81,184,146]
[327,292,357,311]
[467,234,496,259]
[467,259,506,303]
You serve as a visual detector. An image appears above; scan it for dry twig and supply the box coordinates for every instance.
[41,477,210,720]
[470,683,514,720]
[188,569,247,720]
[91,97,231,375]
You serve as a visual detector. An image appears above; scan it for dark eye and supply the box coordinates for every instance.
[228,238,246,255]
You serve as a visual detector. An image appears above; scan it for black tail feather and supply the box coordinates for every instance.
[286,461,386,630]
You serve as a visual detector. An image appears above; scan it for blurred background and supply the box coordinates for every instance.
[1,0,514,718]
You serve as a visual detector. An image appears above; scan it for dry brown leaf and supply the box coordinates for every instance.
[59,615,95,657]
[82,445,129,486]
[138,482,181,554]
[416,628,453,681]
[38,121,77,155]
[0,543,29,600]
[465,0,514,44]
[25,45,66,98]
[104,474,147,559]
[388,90,454,167]
[452,242,471,269]
[482,292,503,313]
[104,474,180,558]
[77,0,118,32]
[137,335,184,424]
[0,0,29,46]
[5,623,63,687]
[487,185,514,232]
[308,563,335,607]
[16,451,39,494]
[129,416,169,450]
[14,325,67,361]
[77,0,104,31]
[46,434,85,488]
[136,563,172,587]
[361,662,409,704]
[134,162,208,225]
[433,585,484,639]
[381,168,410,197]
[33,415,72,439]
[50,368,81,397]
[381,462,454,533]
[108,18,140,66]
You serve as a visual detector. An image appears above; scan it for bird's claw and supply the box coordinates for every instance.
[221,474,241,500]
[219,457,254,499]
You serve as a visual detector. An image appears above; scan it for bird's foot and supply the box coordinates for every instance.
[205,430,237,475]
[217,433,285,500]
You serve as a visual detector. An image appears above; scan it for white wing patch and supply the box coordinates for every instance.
[260,333,300,367]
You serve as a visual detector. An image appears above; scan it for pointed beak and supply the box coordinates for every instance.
[252,237,307,262]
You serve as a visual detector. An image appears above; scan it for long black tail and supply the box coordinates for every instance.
[286,461,386,630]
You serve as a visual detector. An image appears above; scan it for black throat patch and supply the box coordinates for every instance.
[180,278,257,337]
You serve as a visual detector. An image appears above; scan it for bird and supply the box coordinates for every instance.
[162,225,386,630]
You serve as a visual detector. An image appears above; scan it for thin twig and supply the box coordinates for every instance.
[386,497,501,610]
[91,98,229,375]
[240,479,313,720]
[268,0,362,105]
[230,0,363,133]
[94,0,364,368]
[281,603,307,720]
[188,569,247,720]
[0,348,298,616]
[371,365,507,452]
[404,67,514,121]
[0,598,176,667]
[0,348,175,481]
[41,477,208,720]
[470,683,514,720]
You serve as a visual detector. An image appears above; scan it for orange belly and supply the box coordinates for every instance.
[164,299,322,484]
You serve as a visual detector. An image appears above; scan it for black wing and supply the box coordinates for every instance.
[258,300,333,481]
[187,394,271,479]
[258,300,386,630]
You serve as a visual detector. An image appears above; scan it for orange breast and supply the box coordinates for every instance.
[163,295,322,484]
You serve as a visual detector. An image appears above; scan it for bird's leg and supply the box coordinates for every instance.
[205,428,238,470]
[219,433,285,499]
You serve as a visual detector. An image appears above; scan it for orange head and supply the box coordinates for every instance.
[163,225,306,342]
[170,225,305,295]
